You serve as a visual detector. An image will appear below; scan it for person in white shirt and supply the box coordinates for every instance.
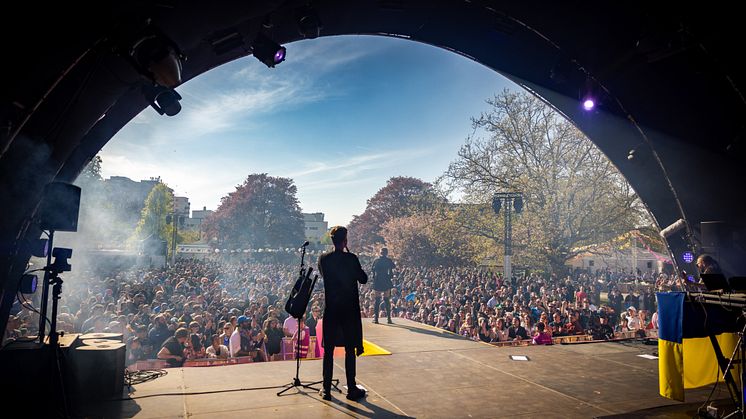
[626,307,641,330]
[486,292,499,309]
[283,315,299,337]
[230,315,248,357]
[206,334,229,359]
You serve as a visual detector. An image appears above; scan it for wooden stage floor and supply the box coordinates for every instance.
[86,318,731,418]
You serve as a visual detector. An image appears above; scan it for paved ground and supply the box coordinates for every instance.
[84,318,729,418]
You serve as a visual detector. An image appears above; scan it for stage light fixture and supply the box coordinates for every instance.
[297,6,323,39]
[492,196,502,215]
[513,196,524,213]
[252,32,286,68]
[20,274,38,294]
[144,85,182,116]
[21,238,49,257]
[682,251,694,263]
[582,98,595,111]
[129,29,185,88]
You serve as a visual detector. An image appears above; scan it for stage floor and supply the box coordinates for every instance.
[89,318,729,418]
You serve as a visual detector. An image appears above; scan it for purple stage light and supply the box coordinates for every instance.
[274,47,286,64]
[582,99,595,111]
[682,251,694,263]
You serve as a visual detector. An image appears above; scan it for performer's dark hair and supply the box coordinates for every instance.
[330,226,347,245]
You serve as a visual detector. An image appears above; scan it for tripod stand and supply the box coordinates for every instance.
[277,243,339,396]
[43,247,73,417]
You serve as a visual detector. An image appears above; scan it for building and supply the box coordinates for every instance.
[184,206,214,230]
[303,212,328,243]
[174,196,190,216]
[566,243,672,274]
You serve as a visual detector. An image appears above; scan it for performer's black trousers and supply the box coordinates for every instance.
[323,344,356,391]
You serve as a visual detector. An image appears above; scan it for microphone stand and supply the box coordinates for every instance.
[278,242,339,396]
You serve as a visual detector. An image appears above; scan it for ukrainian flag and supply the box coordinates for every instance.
[658,292,740,401]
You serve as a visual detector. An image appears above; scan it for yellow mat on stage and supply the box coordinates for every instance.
[332,339,391,357]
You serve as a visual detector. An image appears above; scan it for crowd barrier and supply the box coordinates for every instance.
[486,329,658,347]
[281,336,320,360]
[129,356,255,370]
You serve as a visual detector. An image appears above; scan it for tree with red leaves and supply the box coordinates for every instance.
[202,174,304,250]
[347,176,437,252]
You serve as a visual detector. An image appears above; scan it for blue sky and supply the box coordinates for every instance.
[101,35,515,226]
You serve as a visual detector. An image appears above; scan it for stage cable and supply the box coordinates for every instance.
[114,370,287,401]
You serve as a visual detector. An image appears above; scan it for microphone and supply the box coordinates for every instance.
[301,241,310,247]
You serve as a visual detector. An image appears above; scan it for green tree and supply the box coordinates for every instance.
[132,182,174,250]
[440,89,648,272]
[78,155,103,183]
[202,174,304,249]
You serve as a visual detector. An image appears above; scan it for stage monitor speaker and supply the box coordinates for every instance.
[38,182,81,232]
[72,342,126,402]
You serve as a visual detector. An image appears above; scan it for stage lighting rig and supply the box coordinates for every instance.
[143,84,182,116]
[252,32,286,68]
[128,25,186,88]
[49,247,73,273]
[20,274,38,294]
[297,5,323,39]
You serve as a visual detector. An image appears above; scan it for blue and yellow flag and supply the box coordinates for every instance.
[658,292,740,401]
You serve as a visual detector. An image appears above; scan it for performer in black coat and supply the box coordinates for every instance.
[372,247,396,324]
[317,226,368,401]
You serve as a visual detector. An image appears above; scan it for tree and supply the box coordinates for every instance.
[381,214,477,268]
[78,155,103,183]
[440,89,647,272]
[202,174,304,249]
[132,182,174,250]
[347,176,438,252]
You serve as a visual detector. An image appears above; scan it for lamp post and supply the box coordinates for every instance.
[492,192,523,281]
[165,213,183,266]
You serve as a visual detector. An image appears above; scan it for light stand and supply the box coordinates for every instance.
[43,247,73,417]
[277,242,339,397]
[38,229,54,344]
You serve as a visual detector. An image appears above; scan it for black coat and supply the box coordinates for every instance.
[318,249,367,355]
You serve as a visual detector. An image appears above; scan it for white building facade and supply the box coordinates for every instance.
[303,212,328,243]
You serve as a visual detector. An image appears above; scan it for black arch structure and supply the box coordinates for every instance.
[1,1,745,339]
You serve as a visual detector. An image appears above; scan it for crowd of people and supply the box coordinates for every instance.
[361,267,661,344]
[3,255,666,366]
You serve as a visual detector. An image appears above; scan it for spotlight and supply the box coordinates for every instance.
[627,149,636,160]
[513,196,523,213]
[297,6,323,39]
[582,98,595,111]
[144,85,182,116]
[252,32,286,68]
[50,247,73,273]
[20,274,38,294]
[492,196,502,215]
[129,29,185,88]
[21,238,49,257]
[682,251,694,263]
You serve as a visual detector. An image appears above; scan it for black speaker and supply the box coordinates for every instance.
[38,182,81,232]
[72,342,126,402]
[701,221,732,249]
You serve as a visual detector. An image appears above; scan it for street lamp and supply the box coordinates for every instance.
[492,192,523,281]
[165,213,184,266]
